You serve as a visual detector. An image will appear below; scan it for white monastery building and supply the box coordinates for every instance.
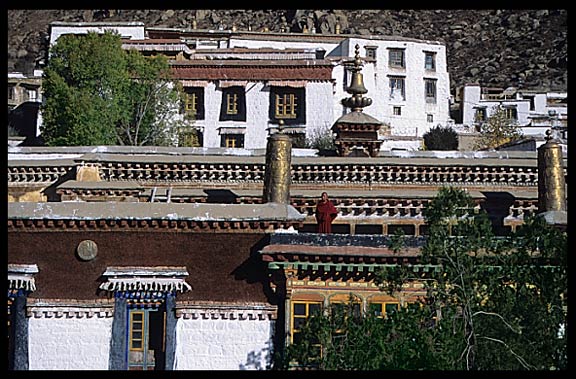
[48,21,146,47]
[45,22,453,151]
[461,83,568,139]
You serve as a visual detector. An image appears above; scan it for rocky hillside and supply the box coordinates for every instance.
[7,9,567,94]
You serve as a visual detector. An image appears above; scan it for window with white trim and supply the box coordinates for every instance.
[389,76,406,100]
[365,46,378,60]
[388,48,405,68]
[424,51,436,71]
[425,78,437,104]
[27,89,37,101]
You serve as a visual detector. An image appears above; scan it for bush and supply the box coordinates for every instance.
[306,125,336,151]
[423,125,458,150]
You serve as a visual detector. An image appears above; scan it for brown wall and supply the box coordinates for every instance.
[8,230,272,304]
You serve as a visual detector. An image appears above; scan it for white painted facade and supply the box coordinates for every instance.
[28,312,113,370]
[343,37,451,138]
[461,84,568,138]
[23,302,275,370]
[228,36,341,53]
[184,81,335,149]
[48,22,145,47]
[8,69,44,137]
[174,315,274,370]
[43,24,451,150]
[227,34,452,139]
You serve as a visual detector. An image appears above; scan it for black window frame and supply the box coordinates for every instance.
[221,133,245,148]
[219,86,246,121]
[504,106,518,121]
[269,86,306,125]
[182,87,205,120]
[474,107,487,122]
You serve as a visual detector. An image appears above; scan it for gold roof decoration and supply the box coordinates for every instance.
[341,44,373,112]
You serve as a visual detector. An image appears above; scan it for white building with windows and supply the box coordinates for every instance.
[8,70,44,145]
[461,83,568,139]
[48,21,145,47]
[159,29,452,145]
[44,22,453,151]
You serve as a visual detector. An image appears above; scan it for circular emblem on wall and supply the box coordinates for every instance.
[77,240,98,261]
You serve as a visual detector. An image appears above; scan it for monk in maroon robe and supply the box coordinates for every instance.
[315,192,338,233]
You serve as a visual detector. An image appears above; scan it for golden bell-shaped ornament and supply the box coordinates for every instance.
[347,72,368,95]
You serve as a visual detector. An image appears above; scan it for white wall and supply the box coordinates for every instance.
[28,315,112,370]
[227,36,452,140]
[228,36,341,56]
[49,23,145,47]
[174,316,274,370]
[303,82,338,140]
[192,81,335,149]
[462,85,568,137]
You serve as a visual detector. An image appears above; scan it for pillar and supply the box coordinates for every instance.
[537,130,566,213]
[263,127,292,204]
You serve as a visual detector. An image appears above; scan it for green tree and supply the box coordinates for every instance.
[116,50,181,146]
[474,105,524,150]
[422,125,459,150]
[41,31,182,146]
[282,187,567,370]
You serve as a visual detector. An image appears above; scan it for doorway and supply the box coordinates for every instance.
[127,304,166,370]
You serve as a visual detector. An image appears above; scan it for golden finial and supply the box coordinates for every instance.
[342,44,372,112]
[354,44,362,67]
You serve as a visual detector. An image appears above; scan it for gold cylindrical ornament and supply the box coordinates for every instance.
[263,132,292,204]
[538,138,566,213]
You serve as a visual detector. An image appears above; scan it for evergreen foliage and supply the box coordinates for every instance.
[422,125,459,150]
